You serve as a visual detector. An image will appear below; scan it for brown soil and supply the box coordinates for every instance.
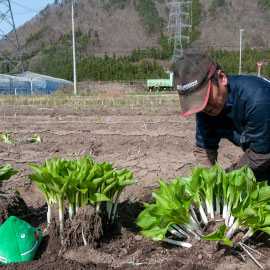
[0,101,269,269]
[0,192,29,224]
[63,205,104,250]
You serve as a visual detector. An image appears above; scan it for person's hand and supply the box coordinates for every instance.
[224,163,237,173]
[193,145,217,169]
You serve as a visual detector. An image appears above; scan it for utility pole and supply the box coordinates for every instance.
[72,0,77,95]
[239,28,244,75]
[168,1,192,61]
[0,0,24,74]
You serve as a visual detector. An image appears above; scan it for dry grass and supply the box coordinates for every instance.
[54,81,140,97]
[0,84,179,106]
[97,84,126,99]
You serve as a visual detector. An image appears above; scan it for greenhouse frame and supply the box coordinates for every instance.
[0,72,72,95]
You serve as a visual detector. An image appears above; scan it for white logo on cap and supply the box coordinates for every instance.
[177,80,198,91]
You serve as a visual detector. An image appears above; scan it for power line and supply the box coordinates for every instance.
[197,24,270,28]
[10,0,45,13]
[13,11,41,15]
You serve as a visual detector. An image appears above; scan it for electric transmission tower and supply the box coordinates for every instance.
[168,1,192,61]
[0,0,24,74]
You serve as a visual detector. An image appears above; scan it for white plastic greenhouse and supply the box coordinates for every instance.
[0,72,72,95]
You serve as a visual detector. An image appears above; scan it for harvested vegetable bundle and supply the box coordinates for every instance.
[28,156,139,239]
[137,163,270,248]
[137,178,201,248]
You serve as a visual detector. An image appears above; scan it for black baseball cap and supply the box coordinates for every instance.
[174,53,218,117]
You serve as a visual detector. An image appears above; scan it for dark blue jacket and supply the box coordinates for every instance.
[196,75,270,154]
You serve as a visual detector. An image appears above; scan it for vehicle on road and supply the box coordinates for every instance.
[147,72,174,92]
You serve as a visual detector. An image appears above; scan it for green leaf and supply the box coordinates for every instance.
[259,226,270,235]
[170,208,189,224]
[141,226,168,241]
[240,207,260,226]
[102,181,117,194]
[0,133,17,144]
[157,179,175,200]
[106,177,116,184]
[262,212,270,226]
[189,167,202,193]
[258,186,270,202]
[205,167,217,187]
[26,133,42,143]
[92,177,104,186]
[234,173,245,188]
[0,165,18,182]
[137,205,160,229]
[117,168,128,176]
[103,170,114,181]
[28,174,48,184]
[202,224,232,246]
[29,163,44,175]
[89,193,110,203]
[125,170,133,180]
[119,179,139,187]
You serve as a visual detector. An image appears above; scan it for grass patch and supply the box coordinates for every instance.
[0,94,179,106]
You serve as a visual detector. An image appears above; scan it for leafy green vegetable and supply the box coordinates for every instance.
[0,133,17,144]
[56,114,62,120]
[137,178,202,247]
[29,156,139,236]
[202,224,233,246]
[137,163,270,248]
[26,133,42,143]
[0,165,18,187]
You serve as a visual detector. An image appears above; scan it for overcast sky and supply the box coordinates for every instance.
[10,0,55,28]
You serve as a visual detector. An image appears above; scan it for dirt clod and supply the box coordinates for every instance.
[63,205,103,250]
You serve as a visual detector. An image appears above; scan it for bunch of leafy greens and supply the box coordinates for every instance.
[137,164,270,248]
[137,178,201,248]
[28,156,139,238]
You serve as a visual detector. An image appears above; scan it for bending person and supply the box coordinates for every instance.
[174,53,270,181]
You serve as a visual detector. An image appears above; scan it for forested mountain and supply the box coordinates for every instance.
[2,0,270,80]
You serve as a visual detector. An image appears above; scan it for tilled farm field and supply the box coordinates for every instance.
[0,95,269,270]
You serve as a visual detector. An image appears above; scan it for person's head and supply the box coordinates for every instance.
[174,53,228,117]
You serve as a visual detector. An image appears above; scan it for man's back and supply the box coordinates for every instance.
[196,75,270,154]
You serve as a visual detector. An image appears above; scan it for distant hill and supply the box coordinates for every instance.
[2,0,270,79]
